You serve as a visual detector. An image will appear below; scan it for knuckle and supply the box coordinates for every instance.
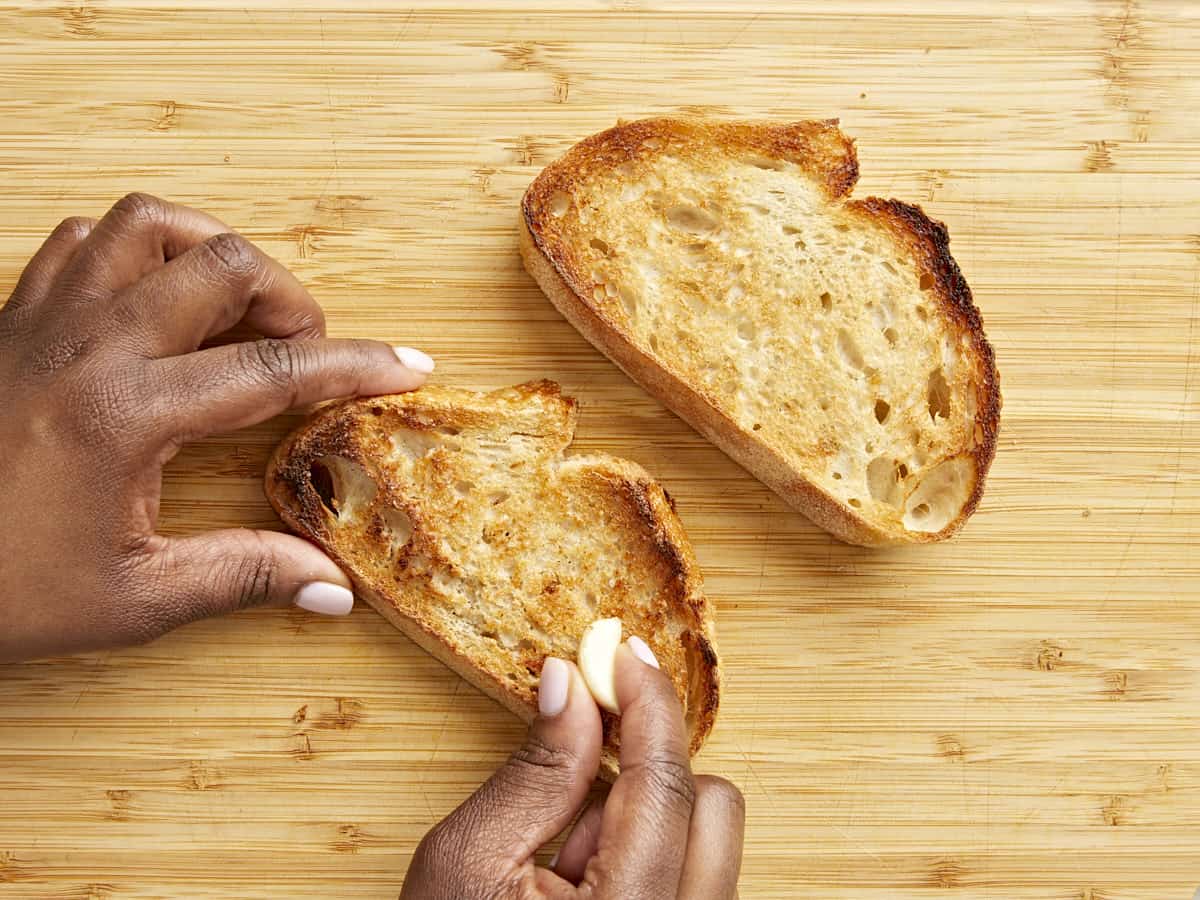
[240,338,302,391]
[638,756,696,814]
[112,192,169,229]
[54,216,94,243]
[227,535,276,611]
[507,734,582,783]
[199,232,259,280]
[698,775,746,818]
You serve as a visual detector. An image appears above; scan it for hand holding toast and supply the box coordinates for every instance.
[0,194,433,663]
[402,643,744,899]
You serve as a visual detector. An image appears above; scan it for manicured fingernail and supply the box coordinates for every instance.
[539,657,570,717]
[627,636,659,669]
[393,346,435,375]
[293,581,354,616]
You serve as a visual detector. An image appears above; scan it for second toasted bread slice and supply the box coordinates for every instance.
[521,118,1000,545]
[265,381,719,772]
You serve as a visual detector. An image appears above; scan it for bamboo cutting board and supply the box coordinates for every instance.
[1,2,1199,897]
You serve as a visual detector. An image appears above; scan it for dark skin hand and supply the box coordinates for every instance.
[402,645,745,899]
[0,193,433,662]
[0,194,745,896]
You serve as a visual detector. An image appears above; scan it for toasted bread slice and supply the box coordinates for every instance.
[265,381,719,772]
[521,118,1000,545]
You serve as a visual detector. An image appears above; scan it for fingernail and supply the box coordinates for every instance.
[293,581,355,616]
[627,636,659,669]
[539,657,570,717]
[393,346,435,375]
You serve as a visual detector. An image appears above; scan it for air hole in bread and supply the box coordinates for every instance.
[867,456,903,506]
[664,203,720,235]
[549,191,570,217]
[752,422,762,431]
[847,498,862,508]
[927,367,951,422]
[381,507,413,552]
[883,326,899,346]
[370,405,383,416]
[831,471,842,480]
[648,333,660,352]
[782,224,802,236]
[489,491,509,506]
[737,319,756,341]
[915,305,929,321]
[747,154,786,170]
[746,203,771,216]
[834,222,850,232]
[310,461,337,515]
[820,399,830,411]
[837,329,867,372]
[589,237,612,256]
[902,456,973,532]
[898,463,909,478]
[919,272,935,291]
[620,286,638,318]
[436,426,461,436]
[881,260,897,275]
[454,480,474,496]
[874,399,891,424]
[795,238,807,250]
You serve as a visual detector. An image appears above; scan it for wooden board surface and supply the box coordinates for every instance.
[2,1,1199,897]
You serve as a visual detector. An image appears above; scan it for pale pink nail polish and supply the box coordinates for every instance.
[627,636,659,669]
[294,582,354,616]
[539,657,569,717]
[393,346,435,375]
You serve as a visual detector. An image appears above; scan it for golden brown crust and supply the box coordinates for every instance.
[265,381,719,774]
[521,117,1000,546]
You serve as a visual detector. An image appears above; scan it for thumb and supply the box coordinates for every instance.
[131,529,354,637]
[420,660,602,874]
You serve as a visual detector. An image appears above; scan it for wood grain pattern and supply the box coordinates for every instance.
[1,1,1198,897]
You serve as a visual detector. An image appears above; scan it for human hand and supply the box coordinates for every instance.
[401,641,744,899]
[0,193,435,663]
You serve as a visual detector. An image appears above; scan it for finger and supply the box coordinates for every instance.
[415,660,601,881]
[3,217,96,317]
[152,337,433,442]
[676,775,746,900]
[106,231,325,357]
[551,796,605,884]
[57,193,231,300]
[123,529,355,644]
[586,639,695,897]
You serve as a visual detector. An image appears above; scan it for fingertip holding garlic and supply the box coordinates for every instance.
[578,617,623,713]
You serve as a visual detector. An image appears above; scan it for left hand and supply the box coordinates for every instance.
[0,193,434,663]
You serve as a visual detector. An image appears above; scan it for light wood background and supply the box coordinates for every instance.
[1,1,1198,897]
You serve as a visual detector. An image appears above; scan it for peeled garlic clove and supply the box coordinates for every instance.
[578,617,622,713]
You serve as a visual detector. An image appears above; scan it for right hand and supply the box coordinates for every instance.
[401,640,745,899]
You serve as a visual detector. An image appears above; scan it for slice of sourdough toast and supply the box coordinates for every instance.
[265,381,719,772]
[521,117,1000,545]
